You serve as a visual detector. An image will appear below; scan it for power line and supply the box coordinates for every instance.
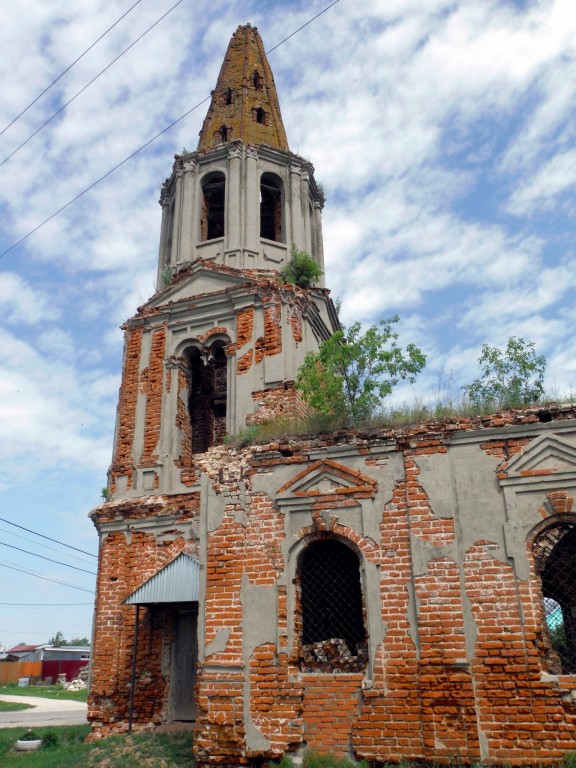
[0,526,96,565]
[0,518,97,558]
[0,603,92,606]
[0,542,97,575]
[0,0,341,259]
[0,0,185,168]
[0,0,144,139]
[0,560,94,593]
[266,0,341,55]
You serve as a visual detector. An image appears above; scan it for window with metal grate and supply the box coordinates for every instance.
[533,522,576,673]
[298,538,367,671]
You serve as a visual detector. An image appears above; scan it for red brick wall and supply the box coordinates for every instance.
[89,498,199,735]
[301,673,363,756]
[93,406,576,763]
[109,326,142,492]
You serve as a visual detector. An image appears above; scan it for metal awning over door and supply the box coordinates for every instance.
[123,551,200,730]
[124,552,200,605]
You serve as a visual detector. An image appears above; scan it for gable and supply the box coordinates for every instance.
[499,433,576,488]
[277,459,377,503]
[145,265,258,310]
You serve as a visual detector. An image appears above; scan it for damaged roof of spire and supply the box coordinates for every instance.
[197,23,289,152]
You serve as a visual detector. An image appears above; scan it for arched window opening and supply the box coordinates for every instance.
[298,538,368,672]
[186,342,228,454]
[260,173,283,242]
[533,522,576,673]
[255,106,265,124]
[220,125,228,142]
[225,88,233,105]
[253,70,263,91]
[201,172,225,241]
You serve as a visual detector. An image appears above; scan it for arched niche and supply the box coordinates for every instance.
[200,171,226,241]
[260,172,284,243]
[183,338,229,454]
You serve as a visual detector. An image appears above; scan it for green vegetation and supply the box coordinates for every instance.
[280,245,323,288]
[17,729,40,740]
[295,316,426,427]
[272,751,368,768]
[48,630,90,647]
[0,700,33,712]
[0,684,88,703]
[0,725,195,768]
[223,425,259,447]
[0,726,90,768]
[463,336,546,410]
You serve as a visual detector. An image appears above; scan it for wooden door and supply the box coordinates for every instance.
[171,607,198,720]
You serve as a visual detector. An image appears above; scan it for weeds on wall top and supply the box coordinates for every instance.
[280,245,323,288]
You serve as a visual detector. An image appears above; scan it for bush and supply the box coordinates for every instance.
[280,245,323,288]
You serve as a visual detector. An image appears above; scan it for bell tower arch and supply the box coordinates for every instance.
[107,24,339,499]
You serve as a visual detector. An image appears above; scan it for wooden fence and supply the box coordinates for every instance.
[0,660,42,684]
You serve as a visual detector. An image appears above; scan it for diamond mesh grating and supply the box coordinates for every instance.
[533,522,576,673]
[299,539,366,654]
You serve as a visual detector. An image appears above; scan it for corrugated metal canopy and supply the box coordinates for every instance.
[124,552,200,605]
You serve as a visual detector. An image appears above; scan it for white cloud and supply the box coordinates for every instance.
[0,273,59,325]
[507,148,576,214]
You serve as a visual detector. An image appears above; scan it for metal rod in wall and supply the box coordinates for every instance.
[128,604,140,733]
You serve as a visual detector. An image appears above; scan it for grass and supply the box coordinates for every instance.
[221,391,576,448]
[0,725,195,767]
[0,700,33,712]
[0,684,88,703]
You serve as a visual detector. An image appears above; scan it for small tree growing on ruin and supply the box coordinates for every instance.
[280,245,323,288]
[463,336,546,409]
[296,316,426,426]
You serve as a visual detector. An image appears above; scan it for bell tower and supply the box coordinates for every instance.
[156,23,325,285]
[106,24,338,500]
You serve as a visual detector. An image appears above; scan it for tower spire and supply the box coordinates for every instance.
[197,24,288,152]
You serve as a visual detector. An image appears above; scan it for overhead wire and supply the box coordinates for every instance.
[0,560,94,593]
[0,517,97,558]
[0,0,186,168]
[0,602,93,606]
[0,526,96,565]
[0,541,97,575]
[0,0,144,139]
[0,0,341,259]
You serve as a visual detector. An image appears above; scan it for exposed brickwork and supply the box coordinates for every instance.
[109,326,142,492]
[464,542,576,762]
[176,364,193,471]
[248,644,303,758]
[255,295,282,363]
[301,673,363,757]
[289,303,303,343]
[140,327,166,466]
[233,307,254,351]
[93,407,576,764]
[237,349,253,374]
[415,556,479,761]
[89,496,199,735]
[247,383,306,424]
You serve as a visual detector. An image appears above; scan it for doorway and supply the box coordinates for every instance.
[171,607,198,721]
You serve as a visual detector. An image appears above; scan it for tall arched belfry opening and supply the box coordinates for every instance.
[90,24,576,767]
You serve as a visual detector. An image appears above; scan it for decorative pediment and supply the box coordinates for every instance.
[499,433,576,488]
[276,459,377,507]
[145,263,260,310]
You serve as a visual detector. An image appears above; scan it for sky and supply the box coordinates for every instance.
[1,0,575,650]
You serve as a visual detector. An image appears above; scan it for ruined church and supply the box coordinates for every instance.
[89,24,576,765]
